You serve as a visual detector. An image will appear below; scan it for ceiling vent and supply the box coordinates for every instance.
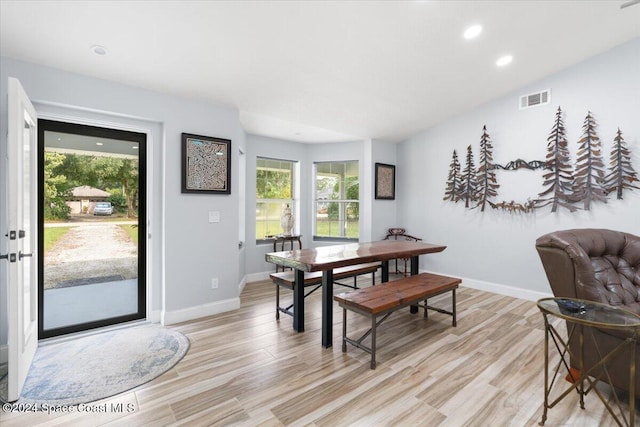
[519,89,551,110]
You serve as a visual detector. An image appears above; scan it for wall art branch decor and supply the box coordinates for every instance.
[475,125,500,211]
[374,163,396,200]
[535,107,577,212]
[443,149,462,202]
[493,159,547,170]
[606,128,639,199]
[442,106,637,214]
[460,145,478,208]
[181,133,231,194]
[573,111,607,210]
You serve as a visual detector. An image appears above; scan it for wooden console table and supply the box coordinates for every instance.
[265,240,447,348]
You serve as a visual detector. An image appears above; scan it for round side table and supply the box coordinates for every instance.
[537,297,640,426]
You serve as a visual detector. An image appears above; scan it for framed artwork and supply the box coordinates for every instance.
[375,163,395,200]
[181,133,231,194]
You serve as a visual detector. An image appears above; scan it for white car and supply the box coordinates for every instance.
[93,202,113,216]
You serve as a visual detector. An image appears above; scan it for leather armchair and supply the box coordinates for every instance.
[535,229,640,393]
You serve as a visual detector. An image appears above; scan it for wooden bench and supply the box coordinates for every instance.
[270,262,380,320]
[334,272,461,369]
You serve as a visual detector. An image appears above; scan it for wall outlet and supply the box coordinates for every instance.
[211,278,219,289]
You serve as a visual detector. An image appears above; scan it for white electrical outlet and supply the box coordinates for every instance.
[211,278,219,289]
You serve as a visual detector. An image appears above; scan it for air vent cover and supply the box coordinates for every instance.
[519,89,551,110]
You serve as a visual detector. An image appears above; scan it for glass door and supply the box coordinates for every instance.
[37,120,146,338]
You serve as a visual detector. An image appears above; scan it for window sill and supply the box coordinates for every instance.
[313,236,358,243]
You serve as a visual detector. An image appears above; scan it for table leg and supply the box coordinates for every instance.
[293,269,305,332]
[540,314,549,426]
[630,338,636,427]
[322,269,334,348]
[410,256,419,275]
[381,260,389,283]
[410,256,419,313]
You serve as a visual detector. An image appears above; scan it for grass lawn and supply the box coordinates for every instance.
[256,219,359,240]
[120,224,139,245]
[44,226,72,252]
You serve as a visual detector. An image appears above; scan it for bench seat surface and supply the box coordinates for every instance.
[270,262,380,287]
[334,273,460,314]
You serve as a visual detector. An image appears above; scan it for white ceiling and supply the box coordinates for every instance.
[1,1,639,143]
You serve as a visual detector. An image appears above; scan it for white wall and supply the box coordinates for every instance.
[397,38,640,300]
[0,57,246,351]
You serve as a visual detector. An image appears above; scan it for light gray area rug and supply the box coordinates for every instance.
[0,325,189,406]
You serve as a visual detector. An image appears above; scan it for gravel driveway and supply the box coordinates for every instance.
[44,223,138,289]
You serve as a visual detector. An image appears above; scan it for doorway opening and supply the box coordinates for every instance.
[38,120,147,339]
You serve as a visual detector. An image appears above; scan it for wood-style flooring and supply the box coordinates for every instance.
[1,276,634,426]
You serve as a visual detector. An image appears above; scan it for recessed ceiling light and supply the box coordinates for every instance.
[496,55,513,67]
[132,146,139,149]
[96,142,104,146]
[91,45,108,56]
[463,25,482,40]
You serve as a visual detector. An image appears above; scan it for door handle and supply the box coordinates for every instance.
[19,251,33,260]
[0,253,8,260]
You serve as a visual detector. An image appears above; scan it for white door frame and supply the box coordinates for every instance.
[34,103,162,325]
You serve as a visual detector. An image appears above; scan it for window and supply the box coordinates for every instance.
[314,161,359,240]
[256,157,297,240]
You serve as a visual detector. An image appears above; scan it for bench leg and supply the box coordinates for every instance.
[424,298,428,319]
[371,315,377,369]
[276,285,280,320]
[342,308,347,353]
[371,271,375,286]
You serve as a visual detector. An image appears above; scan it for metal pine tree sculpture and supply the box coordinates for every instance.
[443,149,462,202]
[573,111,607,210]
[460,145,478,208]
[475,125,500,211]
[605,128,639,199]
[536,107,577,212]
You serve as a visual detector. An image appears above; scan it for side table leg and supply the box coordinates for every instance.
[630,338,636,427]
[540,315,549,426]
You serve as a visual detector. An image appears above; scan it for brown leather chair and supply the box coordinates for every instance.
[535,229,640,394]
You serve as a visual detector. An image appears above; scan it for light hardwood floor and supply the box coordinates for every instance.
[1,277,634,426]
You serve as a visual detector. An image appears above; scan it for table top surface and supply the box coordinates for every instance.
[265,240,446,272]
[537,297,640,329]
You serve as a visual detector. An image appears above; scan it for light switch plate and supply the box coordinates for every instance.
[208,211,220,223]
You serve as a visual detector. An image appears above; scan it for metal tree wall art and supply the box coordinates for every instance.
[441,107,637,214]
[443,149,462,202]
[460,145,478,208]
[606,128,639,199]
[573,111,607,210]
[536,107,577,212]
[475,125,500,211]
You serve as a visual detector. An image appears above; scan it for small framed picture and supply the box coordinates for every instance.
[375,163,395,200]
[181,133,231,194]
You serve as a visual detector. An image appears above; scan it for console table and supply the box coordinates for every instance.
[537,297,640,427]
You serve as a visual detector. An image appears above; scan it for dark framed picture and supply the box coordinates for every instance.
[181,133,231,194]
[375,163,395,200]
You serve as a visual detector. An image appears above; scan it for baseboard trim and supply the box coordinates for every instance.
[161,297,240,325]
[0,344,7,364]
[238,276,247,294]
[246,271,271,283]
[422,269,552,301]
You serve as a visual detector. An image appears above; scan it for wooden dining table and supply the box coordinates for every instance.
[265,240,447,348]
